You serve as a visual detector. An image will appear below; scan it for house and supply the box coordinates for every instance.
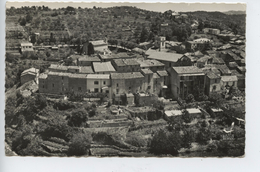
[186,108,202,118]
[86,74,111,98]
[93,61,116,74]
[204,71,221,96]
[164,110,182,120]
[146,49,183,71]
[228,62,239,70]
[20,42,34,53]
[21,68,39,85]
[185,40,211,52]
[221,75,238,89]
[170,66,205,99]
[231,70,245,90]
[203,28,220,35]
[112,59,141,72]
[157,70,169,87]
[136,59,165,72]
[197,55,212,68]
[236,66,246,75]
[110,72,144,96]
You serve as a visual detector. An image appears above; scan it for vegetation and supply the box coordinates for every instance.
[68,131,92,156]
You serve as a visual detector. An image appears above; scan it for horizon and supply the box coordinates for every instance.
[6,2,246,13]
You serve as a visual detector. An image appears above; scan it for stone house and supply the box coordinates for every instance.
[204,71,221,96]
[170,66,205,100]
[136,59,165,73]
[93,61,116,74]
[140,69,154,94]
[21,68,39,85]
[86,74,111,98]
[220,75,238,89]
[77,55,101,66]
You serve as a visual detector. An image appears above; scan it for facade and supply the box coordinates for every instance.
[86,74,111,98]
[21,68,39,85]
[170,66,205,99]
[140,69,154,94]
[204,71,221,96]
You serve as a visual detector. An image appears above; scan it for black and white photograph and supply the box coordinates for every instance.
[4,2,246,158]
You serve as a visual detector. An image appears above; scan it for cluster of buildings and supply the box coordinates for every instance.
[20,33,245,105]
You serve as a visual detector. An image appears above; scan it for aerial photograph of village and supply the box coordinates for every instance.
[5,2,246,157]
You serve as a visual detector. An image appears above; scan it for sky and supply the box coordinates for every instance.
[6,2,246,13]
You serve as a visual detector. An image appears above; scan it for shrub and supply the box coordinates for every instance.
[67,109,88,127]
[181,129,195,149]
[68,131,92,156]
[53,100,76,110]
[196,128,212,145]
[149,129,182,156]
[125,133,147,147]
[182,110,193,123]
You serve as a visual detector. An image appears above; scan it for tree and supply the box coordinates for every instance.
[182,109,193,123]
[25,13,33,23]
[182,128,195,148]
[185,94,195,103]
[68,131,92,156]
[196,128,212,145]
[140,27,149,43]
[67,109,88,127]
[209,92,224,108]
[150,129,182,156]
[20,18,27,26]
[87,43,94,55]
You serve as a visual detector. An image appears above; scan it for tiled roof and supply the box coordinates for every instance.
[86,74,110,79]
[21,42,33,46]
[165,110,182,117]
[172,66,204,74]
[157,70,168,77]
[136,59,165,68]
[215,65,231,75]
[229,62,238,68]
[69,73,87,79]
[237,66,246,72]
[99,52,136,60]
[79,66,94,74]
[141,68,153,75]
[228,52,241,61]
[21,68,39,75]
[49,64,68,71]
[113,59,140,67]
[186,108,202,114]
[212,57,225,64]
[93,62,116,73]
[111,72,144,79]
[197,55,211,63]
[221,76,238,82]
[146,49,183,62]
[48,71,71,77]
[78,56,101,62]
[153,73,160,79]
[206,71,221,79]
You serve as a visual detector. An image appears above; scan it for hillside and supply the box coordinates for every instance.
[224,10,246,15]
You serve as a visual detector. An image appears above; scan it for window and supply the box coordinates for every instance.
[189,76,193,80]
[180,76,184,80]
[116,83,119,87]
[78,87,81,91]
[213,85,216,91]
[103,81,106,85]
[106,90,109,94]
[94,88,99,93]
[116,89,119,94]
[148,86,151,89]
[62,76,64,80]
[129,87,131,90]
[42,85,44,88]
[94,81,99,85]
[215,79,218,83]
[52,83,54,88]
[233,81,235,86]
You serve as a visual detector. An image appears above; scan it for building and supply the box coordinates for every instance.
[112,59,141,72]
[221,75,238,89]
[20,42,34,53]
[48,64,94,74]
[203,28,221,35]
[99,52,136,62]
[146,49,183,71]
[86,74,111,98]
[185,40,212,52]
[170,66,205,99]
[136,59,165,72]
[93,61,116,74]
[21,68,39,85]
[204,71,221,96]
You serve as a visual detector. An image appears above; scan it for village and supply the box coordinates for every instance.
[5,6,245,157]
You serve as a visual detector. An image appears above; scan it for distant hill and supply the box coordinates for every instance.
[223,10,246,15]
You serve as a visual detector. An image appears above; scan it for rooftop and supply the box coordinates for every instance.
[221,75,238,82]
[165,110,182,117]
[93,62,116,73]
[113,58,140,67]
[99,52,136,60]
[205,71,221,79]
[86,74,110,79]
[78,56,101,62]
[21,42,33,46]
[141,68,153,75]
[146,49,183,63]
[90,40,108,46]
[39,73,48,79]
[229,62,238,68]
[111,72,144,80]
[49,64,68,71]
[21,68,39,75]
[172,66,204,74]
[136,59,165,68]
[153,73,160,79]
[186,108,202,114]
[157,70,168,77]
[79,66,94,74]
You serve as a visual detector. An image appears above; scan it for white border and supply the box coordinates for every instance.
[1,1,260,172]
